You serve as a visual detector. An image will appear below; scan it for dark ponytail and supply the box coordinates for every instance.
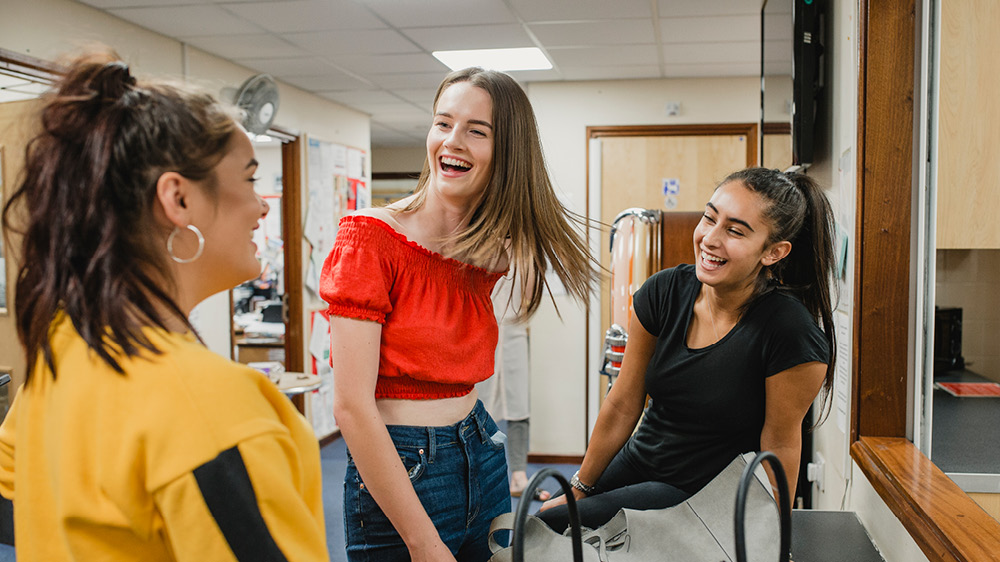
[2,50,238,381]
[722,167,837,425]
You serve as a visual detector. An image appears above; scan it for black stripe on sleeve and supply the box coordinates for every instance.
[192,446,289,562]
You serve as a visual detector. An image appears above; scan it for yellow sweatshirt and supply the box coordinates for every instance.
[0,313,327,561]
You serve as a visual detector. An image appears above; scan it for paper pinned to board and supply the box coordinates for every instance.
[834,311,851,434]
[310,312,330,366]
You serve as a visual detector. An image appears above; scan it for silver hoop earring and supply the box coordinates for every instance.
[167,224,205,264]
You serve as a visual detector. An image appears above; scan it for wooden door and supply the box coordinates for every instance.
[0,99,41,396]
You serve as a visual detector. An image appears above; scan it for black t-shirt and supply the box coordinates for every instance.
[622,264,829,494]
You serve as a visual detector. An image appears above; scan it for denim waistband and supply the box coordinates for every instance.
[377,400,495,462]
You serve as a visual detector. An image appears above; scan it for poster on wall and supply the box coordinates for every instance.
[303,138,369,297]
[301,138,368,437]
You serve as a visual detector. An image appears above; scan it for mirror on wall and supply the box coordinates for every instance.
[761,0,794,170]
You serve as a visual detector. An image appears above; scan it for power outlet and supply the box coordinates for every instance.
[807,452,826,494]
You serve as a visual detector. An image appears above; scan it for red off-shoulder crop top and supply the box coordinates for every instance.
[320,215,505,399]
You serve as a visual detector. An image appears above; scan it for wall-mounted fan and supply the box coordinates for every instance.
[232,74,279,135]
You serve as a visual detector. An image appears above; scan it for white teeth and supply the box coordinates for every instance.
[701,251,726,264]
[441,156,471,169]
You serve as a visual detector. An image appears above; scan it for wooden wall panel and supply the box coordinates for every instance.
[852,0,915,439]
[968,493,1000,523]
[936,0,1000,249]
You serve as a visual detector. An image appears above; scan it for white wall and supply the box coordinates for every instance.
[808,0,859,514]
[526,76,761,455]
[1,0,370,149]
[851,463,929,562]
[1,0,370,366]
[372,146,426,173]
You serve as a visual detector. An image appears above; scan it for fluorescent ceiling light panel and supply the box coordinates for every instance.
[432,47,552,71]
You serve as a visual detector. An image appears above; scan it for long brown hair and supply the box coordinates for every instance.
[404,67,598,318]
[722,167,838,424]
[1,50,237,381]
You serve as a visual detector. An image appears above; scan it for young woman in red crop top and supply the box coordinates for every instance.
[321,67,598,562]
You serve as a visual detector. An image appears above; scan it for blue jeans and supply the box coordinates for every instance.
[344,400,511,561]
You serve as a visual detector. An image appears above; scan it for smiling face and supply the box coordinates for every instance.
[189,131,269,293]
[425,81,494,205]
[693,180,790,293]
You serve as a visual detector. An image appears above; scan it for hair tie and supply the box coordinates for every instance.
[97,61,137,103]
[104,61,136,86]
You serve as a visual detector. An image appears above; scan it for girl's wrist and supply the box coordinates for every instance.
[570,470,597,496]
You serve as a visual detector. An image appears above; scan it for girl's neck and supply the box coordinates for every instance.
[391,192,474,255]
[701,282,754,320]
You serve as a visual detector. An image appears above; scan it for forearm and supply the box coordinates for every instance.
[576,395,643,487]
[759,433,801,509]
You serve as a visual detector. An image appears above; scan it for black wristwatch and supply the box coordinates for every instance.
[570,471,597,496]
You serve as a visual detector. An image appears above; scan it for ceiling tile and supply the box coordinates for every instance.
[504,69,562,82]
[220,0,387,33]
[4,82,50,94]
[318,89,407,107]
[234,55,334,77]
[657,0,762,18]
[661,61,760,78]
[182,34,305,60]
[108,5,262,37]
[285,29,420,56]
[529,19,655,47]
[364,0,517,28]
[509,0,652,22]
[335,53,448,76]
[390,88,438,107]
[280,72,372,91]
[0,75,33,88]
[0,90,42,102]
[367,72,449,90]
[401,24,533,52]
[659,15,759,44]
[355,101,428,116]
[559,64,661,81]
[78,0,213,7]
[662,41,760,65]
[547,45,659,68]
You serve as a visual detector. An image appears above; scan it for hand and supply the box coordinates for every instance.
[538,488,586,512]
[408,537,457,562]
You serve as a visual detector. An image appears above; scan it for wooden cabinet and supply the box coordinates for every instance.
[936,0,1000,249]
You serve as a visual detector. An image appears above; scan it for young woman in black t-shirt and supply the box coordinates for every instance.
[539,167,837,530]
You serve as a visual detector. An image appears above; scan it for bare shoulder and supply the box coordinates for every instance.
[351,206,392,220]
[350,207,404,230]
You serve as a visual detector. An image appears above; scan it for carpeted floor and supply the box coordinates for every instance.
[321,429,579,561]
